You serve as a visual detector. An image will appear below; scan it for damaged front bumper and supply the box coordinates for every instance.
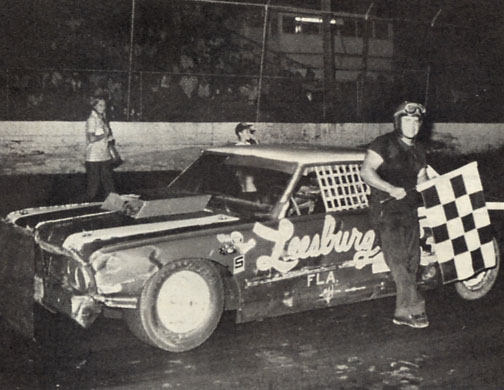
[34,274,103,329]
[34,272,138,329]
[0,220,139,338]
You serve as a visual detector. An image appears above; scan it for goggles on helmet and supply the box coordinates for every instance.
[394,102,426,118]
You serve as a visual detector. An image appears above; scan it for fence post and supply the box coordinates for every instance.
[256,0,271,124]
[357,2,374,120]
[321,0,334,121]
[5,68,9,120]
[139,71,143,120]
[424,8,442,108]
[126,0,137,121]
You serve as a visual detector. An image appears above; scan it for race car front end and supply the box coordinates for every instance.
[0,203,107,338]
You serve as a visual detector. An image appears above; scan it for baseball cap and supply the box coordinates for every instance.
[235,122,255,135]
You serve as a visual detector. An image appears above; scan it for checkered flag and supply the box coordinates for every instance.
[417,162,496,283]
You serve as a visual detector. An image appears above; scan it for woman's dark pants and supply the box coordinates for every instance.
[85,160,115,201]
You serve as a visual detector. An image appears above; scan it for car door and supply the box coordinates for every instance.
[239,162,391,322]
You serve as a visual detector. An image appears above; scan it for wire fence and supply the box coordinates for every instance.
[0,0,500,123]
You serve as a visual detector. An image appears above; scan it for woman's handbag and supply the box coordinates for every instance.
[106,121,123,168]
[108,141,123,169]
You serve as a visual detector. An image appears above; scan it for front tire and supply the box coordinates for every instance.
[125,259,224,352]
[454,237,501,300]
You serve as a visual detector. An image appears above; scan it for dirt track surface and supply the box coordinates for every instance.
[1,283,503,390]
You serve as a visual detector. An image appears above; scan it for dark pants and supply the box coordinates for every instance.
[373,210,425,317]
[85,160,115,202]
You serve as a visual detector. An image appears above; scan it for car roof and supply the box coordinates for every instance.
[206,144,366,165]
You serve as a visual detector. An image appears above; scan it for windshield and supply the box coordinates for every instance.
[167,153,294,214]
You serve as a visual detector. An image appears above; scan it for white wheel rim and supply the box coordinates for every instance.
[462,239,499,290]
[156,270,212,334]
[462,269,490,290]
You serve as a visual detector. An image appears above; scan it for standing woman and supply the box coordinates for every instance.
[85,96,116,201]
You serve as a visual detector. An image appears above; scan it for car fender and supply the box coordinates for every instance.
[88,223,253,301]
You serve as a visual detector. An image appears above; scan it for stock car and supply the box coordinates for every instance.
[0,144,501,352]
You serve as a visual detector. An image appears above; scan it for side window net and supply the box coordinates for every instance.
[315,164,370,211]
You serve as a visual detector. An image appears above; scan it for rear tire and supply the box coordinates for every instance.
[124,259,224,352]
[455,237,500,300]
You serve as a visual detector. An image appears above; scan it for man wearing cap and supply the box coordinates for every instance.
[361,101,429,329]
[235,122,258,145]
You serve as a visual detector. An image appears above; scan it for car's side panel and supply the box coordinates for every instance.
[89,208,394,318]
[234,211,394,323]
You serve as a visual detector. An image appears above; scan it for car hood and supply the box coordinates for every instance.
[6,196,240,259]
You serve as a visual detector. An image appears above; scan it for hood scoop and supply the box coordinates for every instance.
[102,193,211,219]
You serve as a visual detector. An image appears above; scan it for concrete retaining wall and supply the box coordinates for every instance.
[0,121,503,175]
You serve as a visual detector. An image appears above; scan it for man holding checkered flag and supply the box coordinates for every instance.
[417,162,496,283]
[362,101,430,329]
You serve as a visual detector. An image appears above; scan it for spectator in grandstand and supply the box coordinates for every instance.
[24,92,46,120]
[107,77,125,120]
[85,96,116,201]
[179,72,198,99]
[239,78,258,106]
[235,122,258,145]
[305,67,316,82]
[159,73,190,121]
[197,77,211,99]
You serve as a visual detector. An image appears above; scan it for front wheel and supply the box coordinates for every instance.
[454,237,501,300]
[124,259,224,352]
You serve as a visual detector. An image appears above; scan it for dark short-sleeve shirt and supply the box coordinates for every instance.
[367,132,426,216]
